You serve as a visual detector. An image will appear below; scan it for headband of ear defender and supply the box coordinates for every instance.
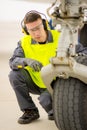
[21,10,48,35]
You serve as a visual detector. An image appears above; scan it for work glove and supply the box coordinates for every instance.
[24,58,43,71]
[11,58,43,71]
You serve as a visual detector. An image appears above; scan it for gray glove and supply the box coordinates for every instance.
[11,58,43,71]
[24,58,43,71]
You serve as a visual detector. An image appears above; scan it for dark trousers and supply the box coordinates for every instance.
[8,69,52,113]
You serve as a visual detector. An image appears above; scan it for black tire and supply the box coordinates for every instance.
[53,55,87,130]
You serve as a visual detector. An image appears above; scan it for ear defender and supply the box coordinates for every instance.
[21,19,29,35]
[21,10,48,35]
[42,19,48,31]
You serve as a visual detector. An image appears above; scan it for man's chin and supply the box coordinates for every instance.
[35,37,41,41]
[36,39,42,43]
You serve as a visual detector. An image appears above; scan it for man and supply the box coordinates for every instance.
[8,11,87,124]
[8,11,60,124]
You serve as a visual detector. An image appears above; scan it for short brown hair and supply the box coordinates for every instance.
[24,12,42,24]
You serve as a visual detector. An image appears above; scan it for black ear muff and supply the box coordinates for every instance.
[42,19,48,30]
[21,19,29,35]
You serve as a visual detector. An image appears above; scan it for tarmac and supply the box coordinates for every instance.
[0,21,58,130]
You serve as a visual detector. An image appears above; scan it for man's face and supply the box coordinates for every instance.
[26,18,47,42]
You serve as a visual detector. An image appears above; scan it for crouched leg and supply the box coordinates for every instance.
[38,90,54,120]
[8,69,38,111]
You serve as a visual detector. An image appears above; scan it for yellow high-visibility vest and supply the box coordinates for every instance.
[21,30,60,88]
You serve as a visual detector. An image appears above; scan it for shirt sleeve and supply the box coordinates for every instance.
[9,41,25,70]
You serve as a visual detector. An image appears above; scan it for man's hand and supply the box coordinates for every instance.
[13,58,43,71]
[24,58,43,71]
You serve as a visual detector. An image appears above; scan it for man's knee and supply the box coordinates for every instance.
[8,70,19,88]
[9,69,25,89]
[9,70,17,81]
